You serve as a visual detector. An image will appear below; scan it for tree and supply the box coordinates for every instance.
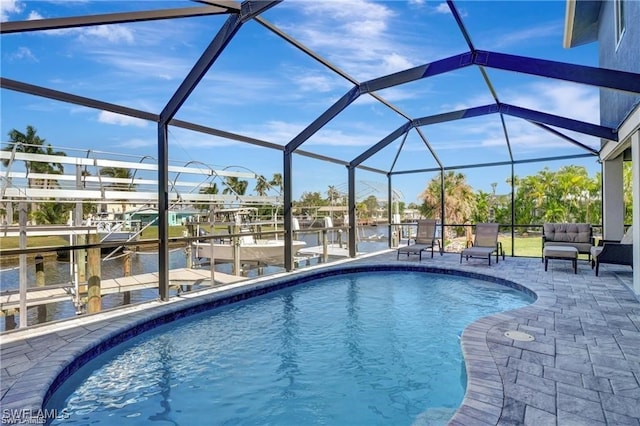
[363,195,379,219]
[269,173,282,193]
[418,171,475,236]
[2,126,66,217]
[623,161,633,225]
[223,176,248,196]
[472,190,491,223]
[254,175,270,196]
[100,167,135,215]
[31,200,70,225]
[512,166,600,226]
[196,182,219,212]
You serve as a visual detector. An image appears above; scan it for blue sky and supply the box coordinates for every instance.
[1,1,604,204]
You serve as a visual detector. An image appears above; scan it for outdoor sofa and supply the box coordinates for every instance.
[541,223,594,261]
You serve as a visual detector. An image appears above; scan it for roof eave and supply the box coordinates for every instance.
[563,0,602,49]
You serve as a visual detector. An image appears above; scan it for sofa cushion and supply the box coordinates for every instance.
[620,226,633,245]
[543,223,591,243]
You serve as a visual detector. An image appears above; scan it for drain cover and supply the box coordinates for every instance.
[504,330,535,342]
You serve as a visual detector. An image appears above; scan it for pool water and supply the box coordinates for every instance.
[48,271,533,425]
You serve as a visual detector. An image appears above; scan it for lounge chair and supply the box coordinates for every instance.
[460,223,504,265]
[397,219,442,261]
[590,226,633,276]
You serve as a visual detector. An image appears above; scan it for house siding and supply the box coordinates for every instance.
[598,0,640,131]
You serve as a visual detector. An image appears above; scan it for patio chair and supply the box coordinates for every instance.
[590,226,633,276]
[396,219,442,261]
[460,223,504,265]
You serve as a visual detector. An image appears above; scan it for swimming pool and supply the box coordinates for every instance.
[46,269,534,425]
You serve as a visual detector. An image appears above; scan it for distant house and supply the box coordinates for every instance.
[125,207,200,227]
[564,0,639,292]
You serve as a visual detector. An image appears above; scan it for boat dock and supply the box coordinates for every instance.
[298,244,360,258]
[0,268,245,313]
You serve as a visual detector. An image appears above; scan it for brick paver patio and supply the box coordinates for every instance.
[1,251,637,425]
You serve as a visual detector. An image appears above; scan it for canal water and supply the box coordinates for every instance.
[0,227,390,330]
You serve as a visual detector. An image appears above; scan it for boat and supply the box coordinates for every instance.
[190,207,306,266]
[192,237,307,265]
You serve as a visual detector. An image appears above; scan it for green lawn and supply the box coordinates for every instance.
[499,236,542,258]
[0,226,187,250]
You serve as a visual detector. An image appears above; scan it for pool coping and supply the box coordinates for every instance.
[1,251,639,425]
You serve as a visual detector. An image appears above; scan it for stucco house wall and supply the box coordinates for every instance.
[597,0,640,130]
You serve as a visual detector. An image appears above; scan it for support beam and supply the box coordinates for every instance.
[500,104,617,141]
[413,104,499,127]
[0,5,237,34]
[348,167,357,257]
[286,86,360,153]
[351,122,413,167]
[631,131,640,295]
[283,150,294,271]
[157,124,170,302]
[363,53,473,92]
[474,50,640,95]
[1,78,158,122]
[602,156,625,240]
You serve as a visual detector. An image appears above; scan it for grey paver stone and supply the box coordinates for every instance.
[555,354,593,375]
[582,374,612,393]
[503,382,555,412]
[556,409,606,425]
[604,410,640,426]
[515,370,556,396]
[557,391,605,422]
[498,397,526,425]
[524,406,556,426]
[506,357,543,377]
[600,392,640,418]
[556,382,600,402]
[521,349,555,367]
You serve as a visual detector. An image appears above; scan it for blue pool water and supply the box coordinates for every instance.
[48,270,533,425]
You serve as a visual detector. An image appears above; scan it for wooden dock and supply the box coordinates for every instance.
[298,244,359,258]
[0,268,245,312]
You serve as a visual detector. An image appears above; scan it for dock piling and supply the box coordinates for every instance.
[35,254,46,323]
[87,234,101,313]
[123,251,132,305]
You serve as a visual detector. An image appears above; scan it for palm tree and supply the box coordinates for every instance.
[196,182,219,212]
[2,126,66,217]
[222,176,248,196]
[254,175,270,196]
[31,200,70,224]
[269,173,282,193]
[32,144,67,190]
[419,171,475,237]
[2,126,46,174]
[100,167,135,215]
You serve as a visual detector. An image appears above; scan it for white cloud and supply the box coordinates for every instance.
[27,10,42,20]
[0,0,23,21]
[9,46,37,62]
[434,3,449,14]
[508,81,599,123]
[82,25,134,44]
[115,138,155,149]
[294,73,337,93]
[98,111,148,128]
[89,49,190,81]
[481,22,563,50]
[280,1,417,80]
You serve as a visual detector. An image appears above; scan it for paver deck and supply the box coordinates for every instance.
[1,251,638,425]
